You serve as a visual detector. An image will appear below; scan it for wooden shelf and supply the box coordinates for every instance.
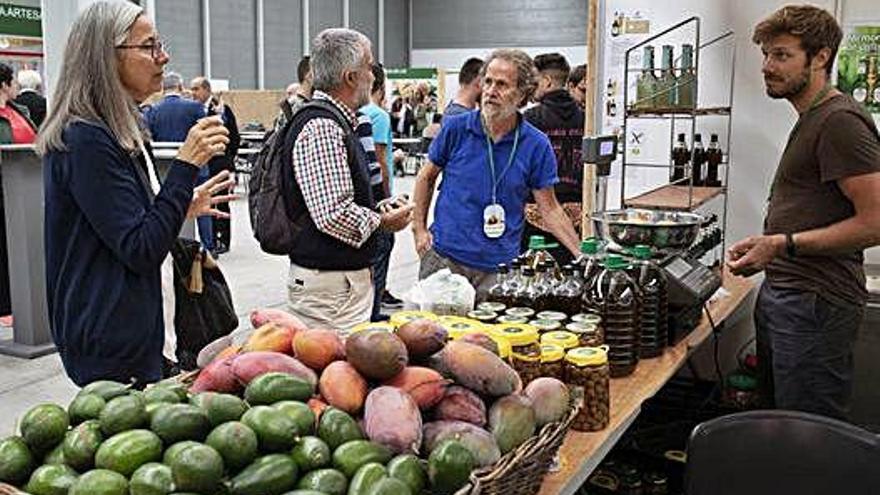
[538,271,756,495]
[625,184,724,211]
[625,106,731,118]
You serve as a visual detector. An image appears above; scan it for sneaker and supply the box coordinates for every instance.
[381,291,404,308]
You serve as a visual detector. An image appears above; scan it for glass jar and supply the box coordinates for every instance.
[438,316,485,340]
[390,310,438,328]
[536,310,568,322]
[530,318,562,333]
[541,330,580,352]
[565,322,603,347]
[540,344,565,381]
[467,309,498,324]
[477,301,507,314]
[492,324,541,385]
[505,307,536,320]
[565,346,610,432]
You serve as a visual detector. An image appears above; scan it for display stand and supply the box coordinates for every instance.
[0,145,55,358]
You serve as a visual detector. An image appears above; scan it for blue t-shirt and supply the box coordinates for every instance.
[360,102,393,195]
[428,111,558,272]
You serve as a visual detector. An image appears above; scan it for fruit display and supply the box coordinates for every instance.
[0,308,580,495]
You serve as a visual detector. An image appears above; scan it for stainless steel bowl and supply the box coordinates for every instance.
[591,209,704,250]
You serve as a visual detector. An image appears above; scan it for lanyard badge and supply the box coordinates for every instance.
[483,120,520,239]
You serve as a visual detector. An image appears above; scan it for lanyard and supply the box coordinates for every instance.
[483,119,520,204]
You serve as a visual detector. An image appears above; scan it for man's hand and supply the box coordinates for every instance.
[413,226,433,257]
[187,170,238,219]
[379,203,414,233]
[727,234,786,277]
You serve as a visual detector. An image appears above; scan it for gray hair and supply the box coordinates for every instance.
[481,49,538,101]
[163,71,182,91]
[192,76,211,92]
[36,0,145,154]
[310,28,371,93]
[16,69,41,91]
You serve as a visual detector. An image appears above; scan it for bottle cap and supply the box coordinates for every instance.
[632,245,653,259]
[565,346,608,366]
[528,235,546,249]
[694,133,703,141]
[580,238,599,254]
[677,133,686,141]
[710,134,719,142]
[497,263,509,273]
[604,254,627,270]
[522,267,535,276]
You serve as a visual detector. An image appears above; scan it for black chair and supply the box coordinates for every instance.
[685,410,880,495]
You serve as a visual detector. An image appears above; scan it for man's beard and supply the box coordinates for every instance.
[765,65,811,99]
[482,101,517,123]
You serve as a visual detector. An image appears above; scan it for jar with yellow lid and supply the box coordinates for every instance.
[496,314,528,325]
[565,346,610,432]
[467,309,498,324]
[439,316,485,340]
[390,310,438,328]
[530,318,562,333]
[541,330,580,351]
[491,324,541,385]
[477,301,507,313]
[492,335,512,359]
[346,321,395,338]
[565,321,603,347]
[505,307,536,319]
[536,310,568,322]
[540,343,565,380]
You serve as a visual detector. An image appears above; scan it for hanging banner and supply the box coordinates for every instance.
[837,25,880,115]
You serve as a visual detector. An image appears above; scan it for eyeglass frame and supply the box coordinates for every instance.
[116,39,166,60]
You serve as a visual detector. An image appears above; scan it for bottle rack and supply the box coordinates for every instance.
[620,16,736,270]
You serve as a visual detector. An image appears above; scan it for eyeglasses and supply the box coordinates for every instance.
[116,39,166,60]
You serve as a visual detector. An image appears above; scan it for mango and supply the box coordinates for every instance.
[524,377,570,428]
[488,394,536,454]
[439,341,519,397]
[308,397,329,421]
[346,330,408,381]
[231,351,317,386]
[242,322,294,354]
[294,329,345,371]
[249,307,309,336]
[190,356,241,394]
[422,421,501,467]
[319,362,368,415]
[383,367,449,410]
[458,333,499,355]
[396,319,447,360]
[364,387,422,455]
[434,386,487,427]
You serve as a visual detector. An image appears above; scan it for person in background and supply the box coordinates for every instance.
[567,63,587,110]
[275,56,314,132]
[422,112,442,140]
[0,62,37,328]
[444,57,483,120]
[14,69,46,128]
[145,71,215,254]
[728,5,880,420]
[362,63,404,319]
[191,76,241,255]
[286,82,299,99]
[412,49,581,300]
[286,28,412,331]
[523,53,585,265]
[37,0,231,386]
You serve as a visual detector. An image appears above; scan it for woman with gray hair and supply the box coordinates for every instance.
[37,0,230,386]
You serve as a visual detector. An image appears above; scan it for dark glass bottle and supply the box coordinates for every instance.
[552,265,585,317]
[511,267,539,309]
[671,133,689,184]
[628,245,668,359]
[691,133,706,186]
[705,134,723,187]
[488,263,511,306]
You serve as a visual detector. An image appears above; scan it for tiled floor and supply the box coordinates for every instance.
[0,176,421,434]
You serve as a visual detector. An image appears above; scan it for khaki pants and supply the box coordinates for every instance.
[287,263,373,333]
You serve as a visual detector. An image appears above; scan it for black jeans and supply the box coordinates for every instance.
[371,230,395,321]
[755,282,864,420]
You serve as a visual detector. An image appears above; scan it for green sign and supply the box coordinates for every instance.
[837,25,880,115]
[0,3,41,38]
[386,68,437,80]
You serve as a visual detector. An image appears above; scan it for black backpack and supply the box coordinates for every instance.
[248,100,356,255]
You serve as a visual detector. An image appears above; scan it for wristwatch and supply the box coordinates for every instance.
[785,233,797,257]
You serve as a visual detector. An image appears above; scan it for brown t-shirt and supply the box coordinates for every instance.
[764,94,880,307]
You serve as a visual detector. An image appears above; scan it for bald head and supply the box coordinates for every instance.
[190,76,212,104]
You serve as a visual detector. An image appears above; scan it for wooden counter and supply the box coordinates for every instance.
[539,272,756,495]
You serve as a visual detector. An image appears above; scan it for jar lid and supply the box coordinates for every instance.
[349,321,396,335]
[541,344,565,362]
[492,335,512,359]
[390,310,438,327]
[565,346,608,366]
[490,323,539,346]
[505,307,536,318]
[565,322,599,336]
[727,372,757,391]
[529,319,562,332]
[439,316,485,339]
[571,313,602,325]
[467,309,498,322]
[541,331,580,349]
[536,311,567,322]
[496,315,528,324]
[477,301,507,313]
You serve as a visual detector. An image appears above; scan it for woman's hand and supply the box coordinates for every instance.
[187,170,238,219]
[177,116,229,166]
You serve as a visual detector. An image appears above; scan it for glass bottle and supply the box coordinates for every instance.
[677,44,696,110]
[671,133,689,184]
[532,263,553,312]
[868,54,878,111]
[627,245,668,359]
[635,46,658,110]
[690,133,706,186]
[705,134,723,187]
[511,266,539,309]
[586,254,640,377]
[853,57,869,104]
[552,265,585,317]
[487,263,511,306]
[505,259,526,306]
[657,45,677,109]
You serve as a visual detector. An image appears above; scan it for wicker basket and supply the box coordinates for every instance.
[456,397,582,495]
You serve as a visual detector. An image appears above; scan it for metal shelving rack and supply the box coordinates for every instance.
[620,16,736,267]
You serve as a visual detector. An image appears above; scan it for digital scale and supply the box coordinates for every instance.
[659,253,722,342]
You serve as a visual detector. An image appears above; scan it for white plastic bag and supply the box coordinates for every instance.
[405,269,476,316]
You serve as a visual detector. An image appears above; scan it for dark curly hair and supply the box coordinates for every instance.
[0,63,14,87]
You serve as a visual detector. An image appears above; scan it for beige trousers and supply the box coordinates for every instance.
[287,263,373,333]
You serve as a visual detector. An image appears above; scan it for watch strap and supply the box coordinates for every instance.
[785,233,797,257]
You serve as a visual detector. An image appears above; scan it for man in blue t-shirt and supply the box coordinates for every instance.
[443,57,483,121]
[412,49,581,299]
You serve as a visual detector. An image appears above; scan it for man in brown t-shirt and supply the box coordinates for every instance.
[728,6,880,420]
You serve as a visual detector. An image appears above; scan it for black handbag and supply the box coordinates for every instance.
[170,237,239,371]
